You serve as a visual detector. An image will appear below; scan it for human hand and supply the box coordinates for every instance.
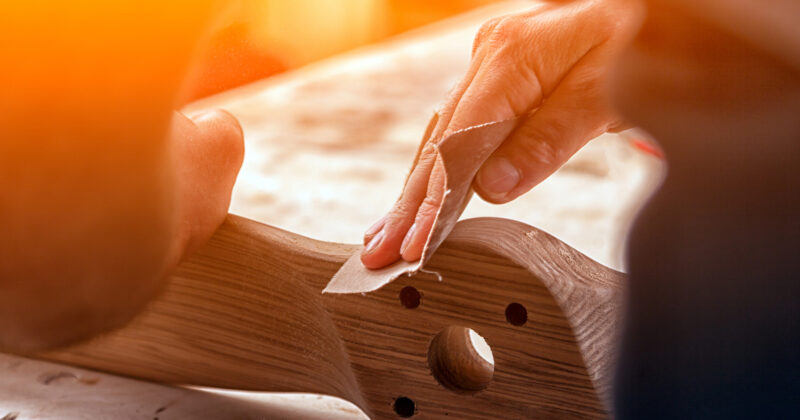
[360,0,643,269]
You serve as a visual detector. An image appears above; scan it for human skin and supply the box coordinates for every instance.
[0,2,243,351]
[360,0,644,269]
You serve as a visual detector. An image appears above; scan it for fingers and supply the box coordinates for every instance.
[381,46,542,265]
[471,16,503,57]
[363,214,387,246]
[360,48,489,269]
[172,109,244,256]
[360,143,438,269]
[359,14,543,269]
[426,46,489,148]
[376,26,545,264]
[359,3,627,270]
[360,152,447,269]
[474,47,620,203]
[399,156,446,262]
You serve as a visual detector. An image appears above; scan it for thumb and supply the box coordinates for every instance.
[172,109,244,255]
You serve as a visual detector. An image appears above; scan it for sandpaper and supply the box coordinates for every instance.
[323,115,522,294]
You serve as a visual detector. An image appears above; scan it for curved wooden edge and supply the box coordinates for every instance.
[37,214,623,419]
[446,218,623,407]
[322,217,621,418]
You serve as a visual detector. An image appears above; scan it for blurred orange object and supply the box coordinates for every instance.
[187,0,499,99]
[187,23,287,101]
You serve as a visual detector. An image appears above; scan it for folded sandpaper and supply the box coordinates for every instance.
[323,114,522,294]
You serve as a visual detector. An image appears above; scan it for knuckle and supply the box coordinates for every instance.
[391,200,418,219]
[474,15,528,55]
[415,201,440,221]
[421,194,443,210]
[474,17,503,47]
[518,121,569,167]
[485,16,523,50]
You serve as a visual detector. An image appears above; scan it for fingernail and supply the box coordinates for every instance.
[363,229,385,255]
[399,223,417,255]
[477,157,520,196]
[364,216,387,245]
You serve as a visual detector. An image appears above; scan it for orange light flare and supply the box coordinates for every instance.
[0,0,501,114]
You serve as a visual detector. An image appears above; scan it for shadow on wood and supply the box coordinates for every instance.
[39,215,623,419]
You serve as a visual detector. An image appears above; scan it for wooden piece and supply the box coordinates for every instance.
[38,215,622,419]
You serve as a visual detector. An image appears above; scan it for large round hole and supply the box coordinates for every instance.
[427,326,494,394]
[393,396,416,417]
[399,286,421,309]
[505,302,527,326]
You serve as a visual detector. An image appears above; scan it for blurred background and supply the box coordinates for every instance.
[188,0,499,99]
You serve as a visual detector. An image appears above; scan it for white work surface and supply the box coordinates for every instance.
[1,1,662,418]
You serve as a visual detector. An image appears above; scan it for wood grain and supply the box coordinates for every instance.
[38,215,623,419]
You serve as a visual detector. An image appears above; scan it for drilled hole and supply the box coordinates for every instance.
[427,326,494,394]
[505,302,527,326]
[399,286,421,309]
[393,396,415,417]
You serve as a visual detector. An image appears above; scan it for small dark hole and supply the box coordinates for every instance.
[505,303,527,326]
[399,286,421,309]
[393,396,416,417]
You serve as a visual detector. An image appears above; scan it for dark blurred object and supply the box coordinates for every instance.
[612,1,800,418]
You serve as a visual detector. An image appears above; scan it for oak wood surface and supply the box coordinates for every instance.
[39,215,623,419]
